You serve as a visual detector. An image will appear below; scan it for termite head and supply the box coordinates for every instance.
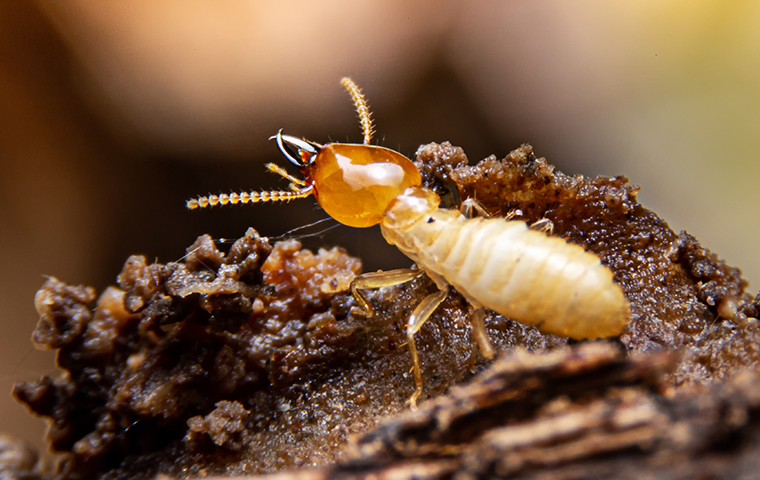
[291,139,421,228]
[383,186,441,230]
[186,78,422,228]
[266,85,422,229]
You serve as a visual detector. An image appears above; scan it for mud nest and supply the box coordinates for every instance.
[8,143,760,480]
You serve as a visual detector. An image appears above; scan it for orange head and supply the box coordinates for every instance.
[273,132,421,227]
[186,77,421,228]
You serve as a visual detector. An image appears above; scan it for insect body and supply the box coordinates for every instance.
[382,187,629,340]
[187,78,630,407]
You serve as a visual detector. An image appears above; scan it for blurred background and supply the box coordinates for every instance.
[2,0,759,451]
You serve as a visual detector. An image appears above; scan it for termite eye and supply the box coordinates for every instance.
[311,144,422,228]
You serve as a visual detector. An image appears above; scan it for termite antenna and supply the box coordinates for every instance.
[341,77,375,145]
[186,187,313,210]
[186,150,315,210]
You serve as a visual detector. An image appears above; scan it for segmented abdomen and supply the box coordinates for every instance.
[385,210,629,339]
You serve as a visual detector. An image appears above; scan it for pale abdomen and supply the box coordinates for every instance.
[384,211,629,339]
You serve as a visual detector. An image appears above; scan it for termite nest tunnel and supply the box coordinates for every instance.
[7,142,760,480]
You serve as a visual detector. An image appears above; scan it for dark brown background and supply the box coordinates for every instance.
[2,0,758,452]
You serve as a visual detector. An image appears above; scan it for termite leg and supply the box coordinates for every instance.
[503,208,523,221]
[406,289,448,409]
[350,269,424,316]
[460,198,492,218]
[529,218,554,235]
[470,307,495,359]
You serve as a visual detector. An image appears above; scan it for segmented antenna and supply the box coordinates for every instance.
[186,157,314,210]
[186,186,313,210]
[340,77,375,145]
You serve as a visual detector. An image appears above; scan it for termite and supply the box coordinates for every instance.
[187,78,630,407]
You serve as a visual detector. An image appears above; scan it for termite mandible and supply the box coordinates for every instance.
[187,77,630,408]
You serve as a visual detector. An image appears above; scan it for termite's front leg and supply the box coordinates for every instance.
[350,268,449,409]
[460,197,492,218]
[350,269,423,316]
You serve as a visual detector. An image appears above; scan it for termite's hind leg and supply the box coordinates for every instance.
[529,218,554,235]
[350,269,424,316]
[406,289,448,409]
[471,307,495,359]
